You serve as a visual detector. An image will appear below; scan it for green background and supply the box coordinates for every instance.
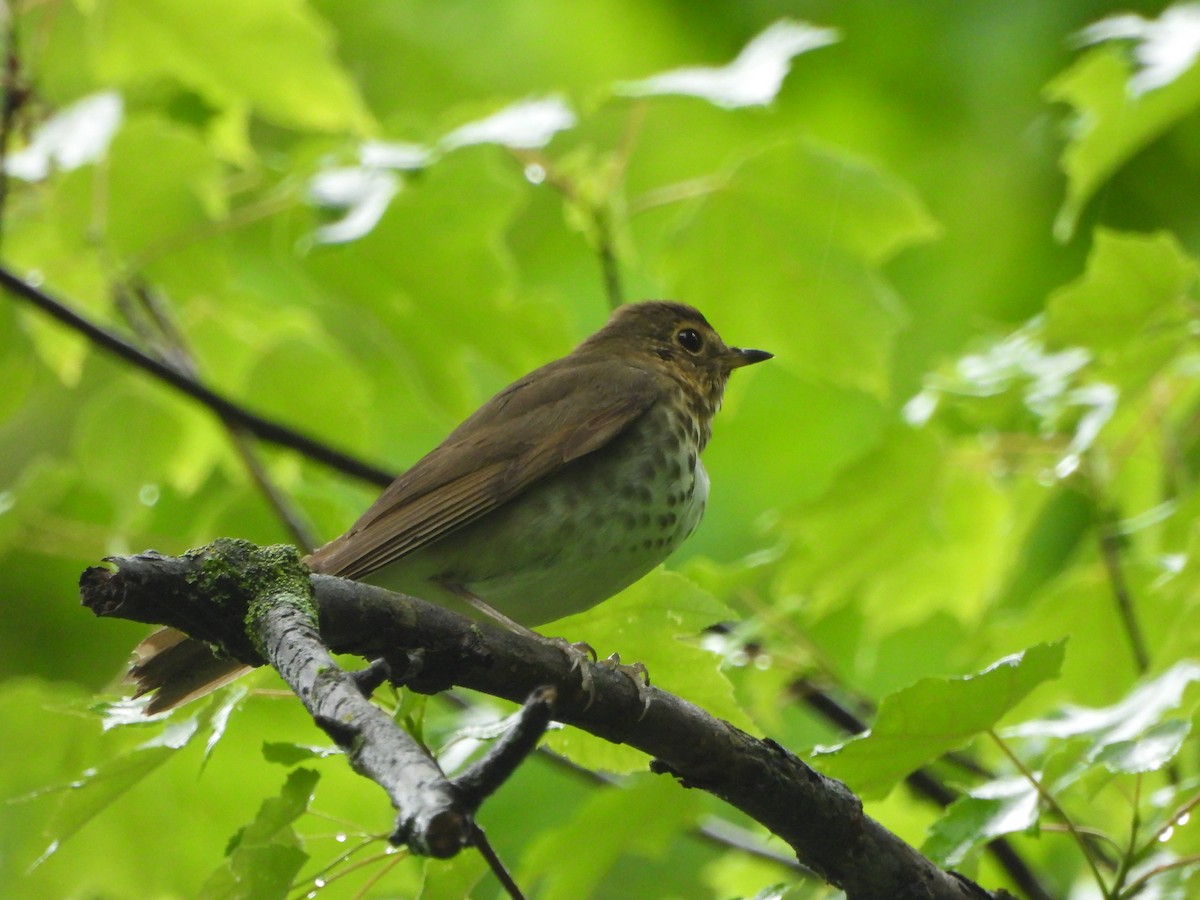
[4,1,1200,897]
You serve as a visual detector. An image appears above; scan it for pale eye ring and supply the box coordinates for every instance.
[676,328,703,353]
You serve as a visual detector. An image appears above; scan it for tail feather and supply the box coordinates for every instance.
[128,627,251,713]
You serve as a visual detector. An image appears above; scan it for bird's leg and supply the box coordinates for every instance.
[436,578,599,699]
[600,653,653,717]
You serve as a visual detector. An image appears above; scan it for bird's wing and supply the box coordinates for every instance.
[307,358,663,579]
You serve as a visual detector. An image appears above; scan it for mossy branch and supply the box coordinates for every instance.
[80,539,1013,900]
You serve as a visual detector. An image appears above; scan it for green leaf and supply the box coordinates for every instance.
[519,774,702,900]
[542,570,756,773]
[93,0,373,133]
[261,742,341,767]
[922,777,1040,867]
[72,382,191,501]
[1095,719,1191,774]
[785,428,1013,628]
[664,138,938,397]
[813,642,1065,799]
[613,19,840,109]
[38,715,201,863]
[105,116,227,261]
[1045,230,1197,352]
[1007,661,1200,765]
[198,688,246,766]
[199,768,319,900]
[1047,45,1200,240]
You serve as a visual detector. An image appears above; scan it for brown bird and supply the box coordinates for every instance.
[130,301,771,711]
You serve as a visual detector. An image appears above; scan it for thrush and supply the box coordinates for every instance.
[129,301,771,711]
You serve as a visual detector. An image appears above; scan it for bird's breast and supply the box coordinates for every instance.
[377,401,710,626]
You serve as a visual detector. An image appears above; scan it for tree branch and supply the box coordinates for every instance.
[0,266,394,486]
[794,677,1053,900]
[80,540,1014,900]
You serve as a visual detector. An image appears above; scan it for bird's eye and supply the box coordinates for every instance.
[676,328,703,353]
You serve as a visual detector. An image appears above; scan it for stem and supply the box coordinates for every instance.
[988,728,1109,896]
[0,265,395,486]
[1097,509,1151,675]
[1118,854,1200,899]
[1140,789,1200,855]
[0,8,24,247]
[1109,774,1141,898]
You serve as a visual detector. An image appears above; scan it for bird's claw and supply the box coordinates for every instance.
[547,637,598,701]
[601,652,653,718]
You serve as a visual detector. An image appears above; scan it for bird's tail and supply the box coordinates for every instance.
[127,627,251,713]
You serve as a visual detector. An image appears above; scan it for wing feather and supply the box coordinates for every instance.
[307,359,663,579]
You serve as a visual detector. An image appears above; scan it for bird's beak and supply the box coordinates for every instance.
[727,347,773,369]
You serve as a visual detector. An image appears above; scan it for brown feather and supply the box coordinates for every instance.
[123,301,769,712]
[307,358,664,579]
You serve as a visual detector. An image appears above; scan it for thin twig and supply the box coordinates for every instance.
[116,279,321,550]
[508,147,623,309]
[1140,788,1200,855]
[348,849,406,900]
[471,825,526,900]
[437,689,804,873]
[1097,508,1151,675]
[988,729,1109,896]
[0,265,395,486]
[627,175,727,216]
[0,8,25,246]
[1117,853,1200,899]
[592,203,622,310]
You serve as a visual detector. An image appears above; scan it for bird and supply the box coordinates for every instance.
[128,301,771,712]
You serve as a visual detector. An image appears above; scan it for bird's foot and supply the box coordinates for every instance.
[601,653,653,718]
[546,637,598,701]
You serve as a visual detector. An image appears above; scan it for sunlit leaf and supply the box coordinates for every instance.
[202,687,249,766]
[93,0,373,132]
[439,96,576,151]
[1095,719,1191,774]
[6,92,123,181]
[309,167,402,244]
[923,777,1040,867]
[813,643,1065,799]
[615,19,839,108]
[1047,40,1200,239]
[1007,661,1200,757]
[198,768,318,900]
[664,138,938,396]
[1078,5,1200,96]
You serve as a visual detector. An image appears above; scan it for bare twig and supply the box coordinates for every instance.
[1097,509,1151,675]
[0,265,394,486]
[438,689,805,874]
[470,826,526,900]
[452,686,556,809]
[114,279,321,550]
[507,148,623,309]
[0,8,27,245]
[989,729,1109,896]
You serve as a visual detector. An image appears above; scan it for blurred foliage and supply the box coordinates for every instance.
[5,1,1200,897]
